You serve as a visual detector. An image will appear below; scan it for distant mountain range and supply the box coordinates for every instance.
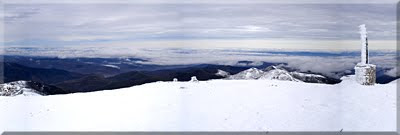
[1,61,252,94]
[1,56,398,95]
[3,62,84,84]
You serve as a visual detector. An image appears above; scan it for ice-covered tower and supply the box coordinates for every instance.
[360,24,369,64]
[354,24,376,85]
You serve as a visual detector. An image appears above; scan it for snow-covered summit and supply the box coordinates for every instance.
[227,67,265,80]
[227,66,328,83]
[215,69,230,77]
[260,66,300,81]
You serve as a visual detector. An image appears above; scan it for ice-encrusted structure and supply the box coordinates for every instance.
[354,24,376,85]
[355,64,376,85]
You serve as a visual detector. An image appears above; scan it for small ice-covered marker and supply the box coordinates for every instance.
[190,76,199,82]
[173,78,178,82]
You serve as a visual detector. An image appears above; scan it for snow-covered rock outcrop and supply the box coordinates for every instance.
[290,71,327,83]
[0,81,67,96]
[0,81,44,96]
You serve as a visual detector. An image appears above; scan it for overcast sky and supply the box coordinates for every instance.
[1,3,397,50]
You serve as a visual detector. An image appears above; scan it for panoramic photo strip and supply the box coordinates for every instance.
[0,0,398,133]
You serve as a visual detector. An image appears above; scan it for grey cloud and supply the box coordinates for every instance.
[2,3,397,45]
[2,5,40,22]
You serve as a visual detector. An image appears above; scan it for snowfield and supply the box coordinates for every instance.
[0,75,396,132]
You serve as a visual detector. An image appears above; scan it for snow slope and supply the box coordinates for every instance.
[0,76,396,132]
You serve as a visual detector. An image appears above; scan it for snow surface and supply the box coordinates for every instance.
[0,75,396,132]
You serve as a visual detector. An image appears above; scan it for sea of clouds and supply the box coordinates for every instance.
[2,46,398,78]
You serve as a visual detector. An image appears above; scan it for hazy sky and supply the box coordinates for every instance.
[1,3,397,50]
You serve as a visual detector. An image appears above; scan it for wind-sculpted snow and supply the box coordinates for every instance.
[0,75,396,131]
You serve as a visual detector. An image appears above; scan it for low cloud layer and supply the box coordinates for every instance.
[3,46,397,78]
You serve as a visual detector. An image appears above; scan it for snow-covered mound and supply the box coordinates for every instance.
[0,75,396,131]
[227,66,327,83]
[0,81,44,96]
